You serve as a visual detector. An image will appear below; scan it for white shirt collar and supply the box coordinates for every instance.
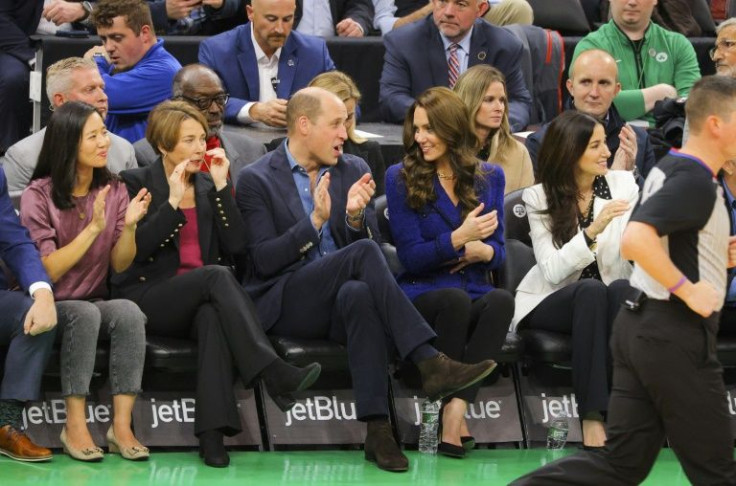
[250,23,282,63]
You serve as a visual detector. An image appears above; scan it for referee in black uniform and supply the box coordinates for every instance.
[511,76,736,485]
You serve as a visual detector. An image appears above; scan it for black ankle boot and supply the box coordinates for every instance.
[199,430,229,468]
[364,420,409,472]
[262,360,322,412]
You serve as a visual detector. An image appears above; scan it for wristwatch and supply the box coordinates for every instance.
[81,1,94,21]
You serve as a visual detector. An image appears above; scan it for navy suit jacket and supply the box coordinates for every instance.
[235,142,379,329]
[379,16,532,130]
[199,23,336,124]
[0,167,49,292]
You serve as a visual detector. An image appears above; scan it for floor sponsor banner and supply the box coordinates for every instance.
[517,372,582,443]
[24,390,112,448]
[392,375,524,445]
[263,388,366,445]
[131,386,261,447]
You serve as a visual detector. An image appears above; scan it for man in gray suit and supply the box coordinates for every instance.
[134,64,267,183]
[1,57,138,194]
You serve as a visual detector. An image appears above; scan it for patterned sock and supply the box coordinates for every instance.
[0,400,24,430]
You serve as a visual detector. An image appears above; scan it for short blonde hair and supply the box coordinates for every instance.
[308,71,364,143]
[146,100,208,155]
[45,57,98,103]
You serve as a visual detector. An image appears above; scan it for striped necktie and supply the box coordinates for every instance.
[448,43,460,88]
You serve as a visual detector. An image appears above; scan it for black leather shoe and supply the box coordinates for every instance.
[263,362,322,412]
[438,441,465,458]
[199,430,229,468]
[416,353,497,401]
[460,436,475,451]
[364,421,409,472]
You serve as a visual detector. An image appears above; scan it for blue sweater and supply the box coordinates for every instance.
[385,162,506,301]
[95,39,181,143]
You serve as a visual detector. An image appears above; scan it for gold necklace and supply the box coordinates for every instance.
[437,170,456,180]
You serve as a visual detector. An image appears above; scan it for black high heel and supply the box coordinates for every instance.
[437,407,466,459]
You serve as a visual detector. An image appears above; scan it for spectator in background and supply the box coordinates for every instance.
[134,63,266,183]
[84,0,181,143]
[0,1,43,154]
[199,0,335,128]
[293,0,374,37]
[527,49,656,184]
[454,64,534,194]
[148,0,246,35]
[483,0,532,26]
[379,0,532,130]
[2,57,138,194]
[571,0,700,125]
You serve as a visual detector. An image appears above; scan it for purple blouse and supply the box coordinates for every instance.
[20,177,129,301]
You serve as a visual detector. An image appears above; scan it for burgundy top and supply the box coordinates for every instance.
[20,177,129,301]
[177,206,203,275]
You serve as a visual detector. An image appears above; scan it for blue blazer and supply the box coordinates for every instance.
[199,24,336,124]
[235,142,379,329]
[384,162,506,301]
[0,168,49,292]
[379,16,532,130]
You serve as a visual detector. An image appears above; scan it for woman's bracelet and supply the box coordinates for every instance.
[667,275,688,294]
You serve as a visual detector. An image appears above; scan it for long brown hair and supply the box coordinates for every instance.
[401,87,482,219]
[453,64,516,164]
[537,110,602,248]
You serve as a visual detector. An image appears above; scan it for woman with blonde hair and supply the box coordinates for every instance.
[308,71,387,195]
[454,64,534,194]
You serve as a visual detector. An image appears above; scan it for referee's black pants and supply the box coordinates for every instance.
[511,300,736,486]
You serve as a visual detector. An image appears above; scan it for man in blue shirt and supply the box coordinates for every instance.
[84,0,181,143]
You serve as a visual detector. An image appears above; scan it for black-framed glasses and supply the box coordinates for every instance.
[709,39,736,60]
[178,93,229,110]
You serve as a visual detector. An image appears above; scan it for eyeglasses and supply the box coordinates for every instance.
[709,39,736,60]
[178,93,229,110]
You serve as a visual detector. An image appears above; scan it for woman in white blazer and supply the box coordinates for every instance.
[512,111,639,449]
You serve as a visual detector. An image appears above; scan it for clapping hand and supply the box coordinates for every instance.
[125,188,151,227]
[206,147,230,191]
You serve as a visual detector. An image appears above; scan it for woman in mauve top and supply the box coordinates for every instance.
[21,101,151,462]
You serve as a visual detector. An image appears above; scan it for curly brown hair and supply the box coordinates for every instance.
[401,87,483,219]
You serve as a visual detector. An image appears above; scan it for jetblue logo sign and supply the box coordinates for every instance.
[519,373,582,443]
[392,375,523,444]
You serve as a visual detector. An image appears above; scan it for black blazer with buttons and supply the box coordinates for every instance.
[110,158,247,302]
[235,141,380,330]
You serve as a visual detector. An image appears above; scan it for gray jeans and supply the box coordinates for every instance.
[56,299,146,397]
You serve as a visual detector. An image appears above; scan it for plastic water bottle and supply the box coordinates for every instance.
[418,399,441,454]
[546,412,569,450]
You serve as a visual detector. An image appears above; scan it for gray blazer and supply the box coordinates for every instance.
[1,128,138,194]
[133,130,267,184]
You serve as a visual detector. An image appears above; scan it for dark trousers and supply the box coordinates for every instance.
[0,290,56,401]
[511,300,736,486]
[0,53,31,153]
[520,279,629,415]
[413,287,513,402]
[136,266,278,436]
[269,240,436,419]
[719,306,736,336]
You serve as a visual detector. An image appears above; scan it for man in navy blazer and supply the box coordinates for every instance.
[236,87,496,473]
[379,0,532,130]
[199,0,336,128]
[0,167,57,462]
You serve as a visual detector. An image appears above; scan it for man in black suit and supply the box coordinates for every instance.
[236,87,496,472]
[134,63,267,184]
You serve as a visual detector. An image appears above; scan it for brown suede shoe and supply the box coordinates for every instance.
[417,353,497,401]
[0,425,52,462]
[364,421,409,472]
